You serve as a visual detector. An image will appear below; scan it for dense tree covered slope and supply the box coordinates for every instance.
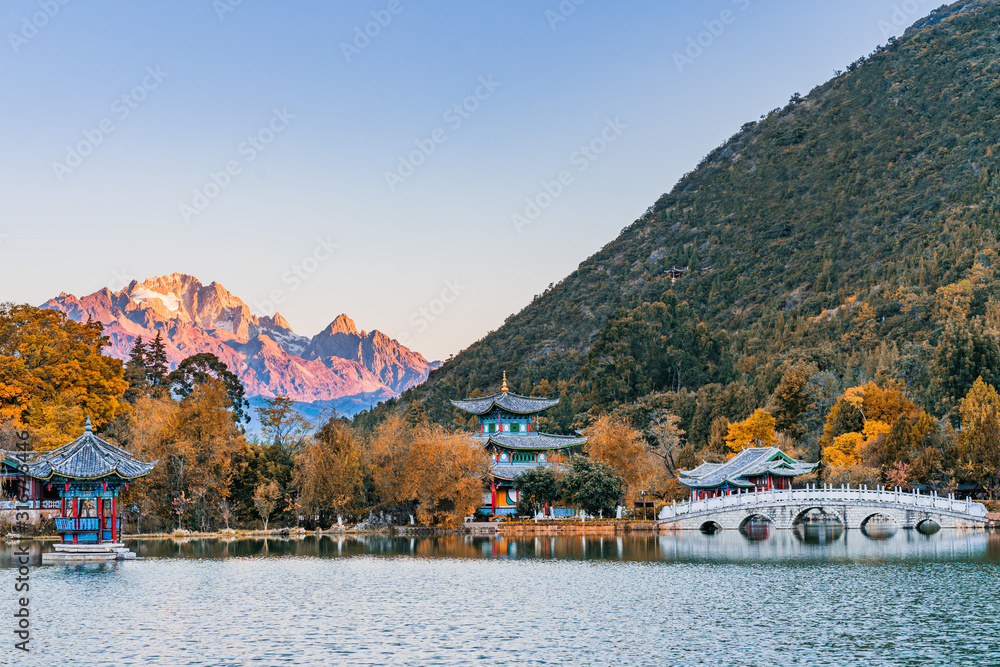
[359,0,1000,451]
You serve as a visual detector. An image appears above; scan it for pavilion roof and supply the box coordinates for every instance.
[19,424,157,481]
[451,392,559,415]
[475,432,585,451]
[491,461,567,481]
[678,447,817,489]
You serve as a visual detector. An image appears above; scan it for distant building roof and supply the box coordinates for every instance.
[475,432,585,451]
[678,447,817,489]
[18,423,156,481]
[451,392,560,415]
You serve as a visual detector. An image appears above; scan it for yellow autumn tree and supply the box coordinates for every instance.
[119,379,246,531]
[821,381,916,485]
[956,377,1000,499]
[0,303,127,449]
[367,414,490,526]
[295,418,364,523]
[583,414,658,505]
[724,409,776,455]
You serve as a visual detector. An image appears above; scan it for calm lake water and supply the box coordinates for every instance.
[3,529,999,666]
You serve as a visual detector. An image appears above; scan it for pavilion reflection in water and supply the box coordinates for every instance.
[95,529,1000,566]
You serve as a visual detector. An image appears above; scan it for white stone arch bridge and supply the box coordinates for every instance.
[657,485,989,530]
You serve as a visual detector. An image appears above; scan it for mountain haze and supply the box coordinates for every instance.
[366,0,1000,443]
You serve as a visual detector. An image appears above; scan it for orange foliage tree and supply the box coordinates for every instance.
[368,414,490,526]
[723,409,776,455]
[295,419,363,523]
[820,381,926,486]
[0,303,126,449]
[583,414,658,506]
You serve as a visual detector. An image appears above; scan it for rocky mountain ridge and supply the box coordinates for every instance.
[44,273,438,408]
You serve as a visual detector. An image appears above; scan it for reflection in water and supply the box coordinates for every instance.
[861,515,899,540]
[4,530,999,666]
[741,517,772,541]
[794,510,845,544]
[4,527,999,568]
[794,522,845,544]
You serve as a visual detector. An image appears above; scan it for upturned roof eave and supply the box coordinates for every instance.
[475,433,587,450]
[450,392,560,415]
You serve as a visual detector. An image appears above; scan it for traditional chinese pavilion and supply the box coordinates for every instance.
[678,447,818,501]
[451,373,586,516]
[2,418,155,554]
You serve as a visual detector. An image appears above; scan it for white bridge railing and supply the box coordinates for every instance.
[658,484,989,521]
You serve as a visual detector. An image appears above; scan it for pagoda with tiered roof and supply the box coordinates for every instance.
[451,373,586,515]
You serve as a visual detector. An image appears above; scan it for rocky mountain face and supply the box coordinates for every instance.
[44,273,438,408]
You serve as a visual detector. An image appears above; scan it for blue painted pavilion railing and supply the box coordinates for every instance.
[658,484,989,520]
[54,517,121,533]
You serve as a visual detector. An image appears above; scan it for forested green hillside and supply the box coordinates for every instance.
[358,0,1000,463]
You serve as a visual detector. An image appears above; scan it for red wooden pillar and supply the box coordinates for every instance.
[72,497,79,544]
[111,495,117,542]
[491,481,497,514]
[96,497,103,543]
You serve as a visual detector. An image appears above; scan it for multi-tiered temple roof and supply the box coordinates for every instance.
[452,373,585,514]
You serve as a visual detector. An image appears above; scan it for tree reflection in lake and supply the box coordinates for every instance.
[4,528,998,567]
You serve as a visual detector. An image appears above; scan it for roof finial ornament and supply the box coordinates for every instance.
[85,416,92,433]
[501,371,508,394]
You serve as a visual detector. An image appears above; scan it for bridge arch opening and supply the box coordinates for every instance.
[861,513,898,539]
[739,515,772,541]
[793,508,844,544]
[699,521,722,534]
[792,508,843,527]
[916,518,941,535]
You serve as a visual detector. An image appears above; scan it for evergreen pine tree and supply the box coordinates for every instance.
[123,337,149,403]
[147,330,169,388]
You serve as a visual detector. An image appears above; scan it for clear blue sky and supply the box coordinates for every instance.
[0,0,939,360]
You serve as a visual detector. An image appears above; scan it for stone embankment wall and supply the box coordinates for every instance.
[496,520,657,536]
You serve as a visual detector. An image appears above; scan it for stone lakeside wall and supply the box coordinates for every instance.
[498,520,656,536]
